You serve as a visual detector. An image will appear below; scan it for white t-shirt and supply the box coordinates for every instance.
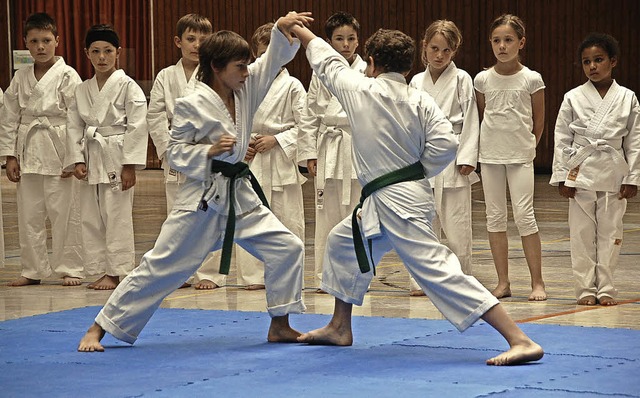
[474,66,545,163]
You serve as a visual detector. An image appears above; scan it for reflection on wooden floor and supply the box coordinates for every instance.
[1,170,639,330]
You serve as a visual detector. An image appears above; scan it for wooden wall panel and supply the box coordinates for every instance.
[3,1,637,170]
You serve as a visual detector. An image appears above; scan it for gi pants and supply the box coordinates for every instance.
[95,204,306,344]
[165,180,226,286]
[569,189,625,300]
[16,174,83,279]
[236,184,305,286]
[314,178,361,287]
[322,195,498,332]
[78,181,135,277]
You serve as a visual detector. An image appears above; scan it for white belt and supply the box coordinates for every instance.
[17,115,67,163]
[316,126,353,207]
[84,125,127,189]
[565,135,627,175]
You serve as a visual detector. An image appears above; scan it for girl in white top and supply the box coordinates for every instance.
[474,14,546,301]
[408,20,480,296]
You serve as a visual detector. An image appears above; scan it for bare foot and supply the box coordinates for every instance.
[267,316,301,343]
[244,284,265,290]
[194,280,219,290]
[491,284,512,299]
[179,282,192,289]
[297,324,353,346]
[78,323,106,352]
[577,296,597,305]
[87,275,119,290]
[598,296,618,306]
[409,289,426,296]
[528,285,547,301]
[63,276,83,286]
[7,277,41,287]
[315,288,327,294]
[486,341,544,366]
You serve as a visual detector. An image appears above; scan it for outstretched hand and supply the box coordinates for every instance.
[619,184,638,199]
[277,11,313,44]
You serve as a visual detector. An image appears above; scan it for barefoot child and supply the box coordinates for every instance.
[550,33,639,306]
[0,13,83,286]
[78,12,313,352]
[408,20,480,295]
[235,22,307,290]
[290,23,544,366]
[297,12,366,290]
[148,13,226,290]
[474,14,547,301]
[66,24,148,290]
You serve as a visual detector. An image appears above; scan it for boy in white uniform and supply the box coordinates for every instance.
[408,20,480,295]
[550,33,639,306]
[66,24,148,290]
[297,12,366,289]
[78,13,312,352]
[291,23,544,366]
[236,22,307,290]
[148,13,225,290]
[1,13,83,286]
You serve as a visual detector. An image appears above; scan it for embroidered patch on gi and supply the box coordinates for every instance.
[316,189,324,209]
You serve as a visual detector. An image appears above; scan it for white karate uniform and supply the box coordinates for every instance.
[474,67,545,236]
[235,68,307,286]
[305,38,499,332]
[0,58,83,279]
[66,69,148,277]
[409,62,480,276]
[550,80,640,300]
[93,25,306,344]
[148,59,224,286]
[298,55,366,287]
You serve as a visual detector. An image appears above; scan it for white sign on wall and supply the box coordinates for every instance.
[13,50,34,70]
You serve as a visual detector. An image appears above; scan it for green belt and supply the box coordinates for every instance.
[352,162,425,273]
[205,160,270,275]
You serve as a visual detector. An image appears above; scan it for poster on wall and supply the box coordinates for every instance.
[13,50,33,70]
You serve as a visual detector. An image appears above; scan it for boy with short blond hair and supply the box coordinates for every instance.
[148,13,225,289]
[0,12,83,286]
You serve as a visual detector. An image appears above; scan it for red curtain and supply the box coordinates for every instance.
[12,0,151,83]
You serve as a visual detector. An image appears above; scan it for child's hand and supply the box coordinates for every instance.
[207,134,237,158]
[254,135,278,153]
[307,159,318,176]
[60,171,74,178]
[74,163,87,180]
[244,146,257,162]
[121,165,136,191]
[277,12,313,44]
[5,156,20,183]
[458,165,475,176]
[558,182,576,199]
[619,184,638,199]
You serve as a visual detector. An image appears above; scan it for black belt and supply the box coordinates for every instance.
[205,160,269,275]
[352,162,425,273]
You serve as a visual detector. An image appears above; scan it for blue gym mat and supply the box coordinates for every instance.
[1,306,638,397]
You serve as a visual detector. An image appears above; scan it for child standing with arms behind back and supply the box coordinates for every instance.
[474,14,546,301]
[408,20,480,296]
[550,33,639,306]
[66,24,148,290]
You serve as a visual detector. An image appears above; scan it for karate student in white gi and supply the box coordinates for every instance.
[66,24,148,290]
[78,12,313,352]
[236,22,307,290]
[290,23,543,366]
[550,33,639,306]
[408,20,480,296]
[0,13,83,286]
[148,13,226,290]
[297,12,366,290]
[474,14,547,301]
